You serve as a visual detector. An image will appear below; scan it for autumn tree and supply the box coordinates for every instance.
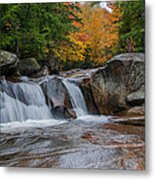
[59,2,121,67]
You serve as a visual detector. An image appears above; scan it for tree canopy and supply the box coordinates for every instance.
[0,3,80,59]
[0,1,145,70]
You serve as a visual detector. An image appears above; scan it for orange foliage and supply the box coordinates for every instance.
[77,2,121,64]
[59,2,121,65]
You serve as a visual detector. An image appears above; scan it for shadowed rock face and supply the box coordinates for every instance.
[0,50,19,76]
[79,78,100,115]
[40,76,72,108]
[40,76,75,119]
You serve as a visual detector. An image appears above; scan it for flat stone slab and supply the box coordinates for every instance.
[109,116,145,126]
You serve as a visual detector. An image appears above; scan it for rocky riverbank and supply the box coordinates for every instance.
[0,50,145,121]
[61,53,145,118]
[0,51,145,169]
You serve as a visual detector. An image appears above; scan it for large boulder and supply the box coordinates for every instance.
[90,53,144,115]
[67,53,145,115]
[19,58,40,77]
[0,50,19,76]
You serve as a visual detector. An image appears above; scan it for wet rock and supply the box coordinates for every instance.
[126,106,144,117]
[79,78,99,114]
[0,50,19,76]
[40,76,73,118]
[67,53,144,116]
[52,106,76,119]
[109,116,145,126]
[0,120,144,169]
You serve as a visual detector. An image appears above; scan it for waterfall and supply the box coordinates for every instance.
[0,80,52,123]
[62,80,88,117]
[0,77,89,124]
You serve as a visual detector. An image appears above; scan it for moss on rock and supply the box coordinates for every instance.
[19,58,40,76]
[0,50,19,76]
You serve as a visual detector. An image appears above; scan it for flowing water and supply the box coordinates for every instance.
[62,80,88,116]
[0,80,52,123]
[0,118,144,169]
[0,79,145,169]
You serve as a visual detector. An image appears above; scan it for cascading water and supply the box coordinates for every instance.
[62,80,88,117]
[0,77,107,125]
[0,80,52,123]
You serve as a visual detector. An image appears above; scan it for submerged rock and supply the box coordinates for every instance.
[52,106,76,119]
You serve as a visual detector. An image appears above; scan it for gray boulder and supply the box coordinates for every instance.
[0,50,19,76]
[90,53,145,115]
[67,53,145,115]
[126,86,145,106]
[19,58,40,76]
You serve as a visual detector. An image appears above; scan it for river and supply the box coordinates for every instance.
[0,115,144,169]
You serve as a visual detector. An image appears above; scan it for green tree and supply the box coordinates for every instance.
[0,3,80,61]
[116,0,145,53]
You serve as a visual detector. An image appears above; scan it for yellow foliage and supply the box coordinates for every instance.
[57,35,88,62]
[58,2,121,65]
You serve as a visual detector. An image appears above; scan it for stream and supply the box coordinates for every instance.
[0,78,145,169]
[0,116,144,169]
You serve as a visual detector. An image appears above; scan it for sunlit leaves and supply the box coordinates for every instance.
[59,2,121,65]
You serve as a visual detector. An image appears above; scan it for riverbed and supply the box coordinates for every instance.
[0,116,145,170]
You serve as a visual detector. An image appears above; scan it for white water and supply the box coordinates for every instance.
[0,119,67,133]
[0,81,52,123]
[77,115,109,123]
[62,80,88,117]
[0,79,109,127]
